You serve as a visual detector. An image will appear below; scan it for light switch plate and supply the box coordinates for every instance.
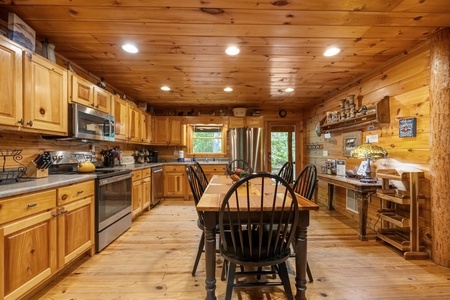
[366,134,379,143]
[323,150,328,156]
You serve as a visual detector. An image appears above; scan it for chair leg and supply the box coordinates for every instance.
[225,262,237,300]
[277,262,294,300]
[306,261,313,283]
[221,259,228,281]
[192,232,205,276]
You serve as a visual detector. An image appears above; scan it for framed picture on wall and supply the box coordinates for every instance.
[342,131,362,157]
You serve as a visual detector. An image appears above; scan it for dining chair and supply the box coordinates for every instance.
[192,161,209,190]
[226,159,253,175]
[218,173,299,300]
[292,163,317,282]
[278,161,294,184]
[185,164,207,276]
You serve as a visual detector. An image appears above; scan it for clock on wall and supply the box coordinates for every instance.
[278,109,287,118]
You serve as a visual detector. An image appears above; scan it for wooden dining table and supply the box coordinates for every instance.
[196,175,319,300]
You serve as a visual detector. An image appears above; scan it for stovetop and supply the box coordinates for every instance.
[48,165,131,178]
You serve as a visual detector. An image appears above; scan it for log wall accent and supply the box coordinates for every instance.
[429,28,450,267]
[304,41,433,255]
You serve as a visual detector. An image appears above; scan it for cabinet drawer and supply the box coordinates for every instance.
[164,165,186,173]
[142,168,151,178]
[57,180,95,205]
[132,170,143,181]
[201,164,226,173]
[0,189,56,224]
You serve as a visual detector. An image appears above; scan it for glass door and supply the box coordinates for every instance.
[267,124,296,176]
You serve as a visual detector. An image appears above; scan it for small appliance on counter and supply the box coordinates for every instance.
[177,150,184,162]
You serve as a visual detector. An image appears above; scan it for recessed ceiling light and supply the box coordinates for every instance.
[225,46,240,56]
[122,43,139,54]
[224,87,233,92]
[285,87,294,92]
[323,47,341,57]
[160,86,171,91]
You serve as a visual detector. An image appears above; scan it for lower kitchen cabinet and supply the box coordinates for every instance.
[0,180,94,300]
[132,168,151,218]
[163,165,188,199]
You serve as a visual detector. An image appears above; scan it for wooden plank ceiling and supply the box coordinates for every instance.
[1,0,449,112]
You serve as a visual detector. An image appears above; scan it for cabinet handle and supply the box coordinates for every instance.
[26,120,33,127]
[27,203,37,208]
[95,104,99,108]
[91,103,95,107]
[25,52,32,59]
[77,190,84,195]
[17,119,24,125]
[61,194,68,200]
[60,208,68,214]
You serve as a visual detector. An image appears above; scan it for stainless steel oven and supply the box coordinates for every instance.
[95,169,132,252]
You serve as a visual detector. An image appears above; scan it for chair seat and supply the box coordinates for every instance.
[221,229,290,265]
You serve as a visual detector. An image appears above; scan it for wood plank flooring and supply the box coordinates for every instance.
[30,200,450,300]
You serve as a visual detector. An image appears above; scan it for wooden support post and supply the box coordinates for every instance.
[429,28,450,267]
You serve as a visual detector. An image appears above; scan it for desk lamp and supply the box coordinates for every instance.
[350,142,387,183]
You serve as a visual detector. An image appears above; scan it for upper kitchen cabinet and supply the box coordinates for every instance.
[128,102,143,143]
[0,36,68,135]
[113,95,129,141]
[0,36,22,127]
[22,51,68,135]
[229,116,264,128]
[69,72,111,114]
[152,116,186,146]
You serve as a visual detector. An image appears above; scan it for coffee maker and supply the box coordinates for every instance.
[149,150,158,163]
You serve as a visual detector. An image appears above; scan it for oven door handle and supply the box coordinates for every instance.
[98,173,132,186]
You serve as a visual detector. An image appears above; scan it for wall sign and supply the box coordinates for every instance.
[399,118,417,138]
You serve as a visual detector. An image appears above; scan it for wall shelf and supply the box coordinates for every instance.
[320,96,390,132]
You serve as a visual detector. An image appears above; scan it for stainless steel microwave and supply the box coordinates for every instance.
[69,103,115,141]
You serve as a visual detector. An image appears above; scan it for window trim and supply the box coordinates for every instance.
[186,123,228,157]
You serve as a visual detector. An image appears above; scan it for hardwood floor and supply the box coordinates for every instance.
[30,200,450,300]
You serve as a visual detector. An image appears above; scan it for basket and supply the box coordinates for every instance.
[232,107,247,117]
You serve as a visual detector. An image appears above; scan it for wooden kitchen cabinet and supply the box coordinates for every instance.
[229,116,264,128]
[200,164,227,181]
[0,36,22,128]
[0,180,94,300]
[131,168,151,218]
[128,102,142,143]
[69,71,111,113]
[0,36,67,135]
[113,95,129,141]
[22,51,68,135]
[163,165,188,199]
[152,116,185,146]
[56,181,95,267]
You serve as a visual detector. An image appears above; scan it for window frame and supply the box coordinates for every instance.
[186,123,228,158]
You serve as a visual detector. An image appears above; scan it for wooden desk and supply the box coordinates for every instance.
[317,174,381,241]
[197,175,319,300]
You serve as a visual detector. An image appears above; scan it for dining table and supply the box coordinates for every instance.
[196,174,319,300]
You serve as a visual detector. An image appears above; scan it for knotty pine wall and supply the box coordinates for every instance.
[303,41,432,249]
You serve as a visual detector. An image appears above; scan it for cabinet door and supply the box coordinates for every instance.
[113,96,129,141]
[69,72,94,107]
[152,116,169,145]
[142,176,151,210]
[163,172,186,198]
[132,179,143,218]
[144,113,152,144]
[57,197,94,268]
[128,105,141,143]
[1,211,57,300]
[93,86,111,113]
[0,37,22,127]
[23,52,68,135]
[169,117,185,145]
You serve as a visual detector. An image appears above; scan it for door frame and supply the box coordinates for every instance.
[264,120,304,176]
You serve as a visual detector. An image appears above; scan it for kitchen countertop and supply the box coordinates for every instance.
[0,174,97,198]
[0,161,228,199]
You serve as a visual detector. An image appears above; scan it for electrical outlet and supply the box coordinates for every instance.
[323,150,328,156]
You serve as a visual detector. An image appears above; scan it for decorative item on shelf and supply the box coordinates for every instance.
[97,77,106,89]
[350,142,388,183]
[232,107,247,117]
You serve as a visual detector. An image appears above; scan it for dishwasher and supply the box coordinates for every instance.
[151,166,163,207]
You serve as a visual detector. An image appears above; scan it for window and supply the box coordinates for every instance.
[188,124,226,155]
